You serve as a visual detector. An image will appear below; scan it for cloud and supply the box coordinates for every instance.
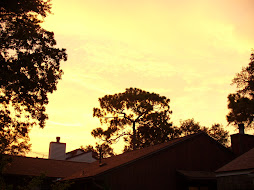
[29,0,254,157]
[47,120,82,127]
[44,0,254,54]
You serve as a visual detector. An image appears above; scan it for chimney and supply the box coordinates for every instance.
[48,137,66,160]
[238,123,244,134]
[231,123,254,156]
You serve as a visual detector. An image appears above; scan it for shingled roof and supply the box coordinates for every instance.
[65,132,226,181]
[3,155,90,178]
[65,149,98,161]
[3,132,229,181]
[216,147,254,173]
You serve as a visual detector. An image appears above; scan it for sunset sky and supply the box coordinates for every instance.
[28,0,254,158]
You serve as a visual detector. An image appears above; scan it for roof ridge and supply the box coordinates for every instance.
[103,131,203,160]
[3,155,90,178]
[4,154,92,164]
[66,151,98,160]
[66,148,85,154]
[65,132,206,180]
[216,147,254,173]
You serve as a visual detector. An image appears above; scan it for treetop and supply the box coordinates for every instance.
[0,0,51,18]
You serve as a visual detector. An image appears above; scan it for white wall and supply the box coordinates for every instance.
[67,152,97,163]
[48,142,66,160]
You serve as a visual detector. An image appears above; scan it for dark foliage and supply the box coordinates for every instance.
[227,52,254,127]
[179,118,229,146]
[179,118,203,136]
[0,0,67,155]
[92,87,175,152]
[208,123,229,146]
[81,143,114,159]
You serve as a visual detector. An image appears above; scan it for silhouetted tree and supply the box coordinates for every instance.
[227,51,254,127]
[179,118,203,136]
[0,0,67,156]
[208,123,229,146]
[123,117,181,151]
[92,87,175,151]
[81,143,114,158]
[179,118,229,146]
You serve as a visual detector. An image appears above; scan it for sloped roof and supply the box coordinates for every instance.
[177,170,216,180]
[66,149,98,160]
[3,132,230,180]
[65,132,226,180]
[66,148,84,156]
[3,155,89,178]
[216,147,254,173]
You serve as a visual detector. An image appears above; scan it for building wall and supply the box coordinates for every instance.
[95,134,234,190]
[67,152,97,163]
[231,134,254,156]
[66,149,84,159]
[217,174,254,190]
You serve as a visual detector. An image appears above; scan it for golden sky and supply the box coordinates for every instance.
[28,0,254,157]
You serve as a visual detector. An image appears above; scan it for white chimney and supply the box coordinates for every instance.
[48,137,66,160]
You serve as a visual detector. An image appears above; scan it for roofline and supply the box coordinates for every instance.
[66,148,84,155]
[3,154,89,164]
[216,168,254,177]
[202,132,234,155]
[176,170,216,180]
[67,132,234,181]
[66,151,98,160]
[111,135,194,178]
[74,132,214,180]
[230,133,254,137]
[4,171,61,178]
[67,134,195,181]
[95,132,234,178]
[66,152,87,160]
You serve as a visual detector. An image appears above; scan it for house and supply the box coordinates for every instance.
[2,155,90,189]
[216,124,254,190]
[230,124,254,157]
[2,137,98,189]
[65,132,235,190]
[216,147,254,190]
[65,148,98,163]
[3,131,242,190]
[49,137,98,163]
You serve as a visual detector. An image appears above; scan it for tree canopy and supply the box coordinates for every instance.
[179,118,229,146]
[227,52,254,127]
[92,87,175,151]
[0,0,67,155]
[92,89,230,154]
[179,118,202,136]
[81,143,114,159]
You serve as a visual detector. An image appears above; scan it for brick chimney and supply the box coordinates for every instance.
[231,124,254,156]
[48,137,66,160]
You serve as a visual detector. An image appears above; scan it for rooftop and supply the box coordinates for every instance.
[65,132,224,180]
[216,147,254,173]
[3,155,89,178]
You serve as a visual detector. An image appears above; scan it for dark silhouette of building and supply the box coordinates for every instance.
[66,132,234,190]
[216,124,254,190]
[4,127,254,190]
[216,147,254,190]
